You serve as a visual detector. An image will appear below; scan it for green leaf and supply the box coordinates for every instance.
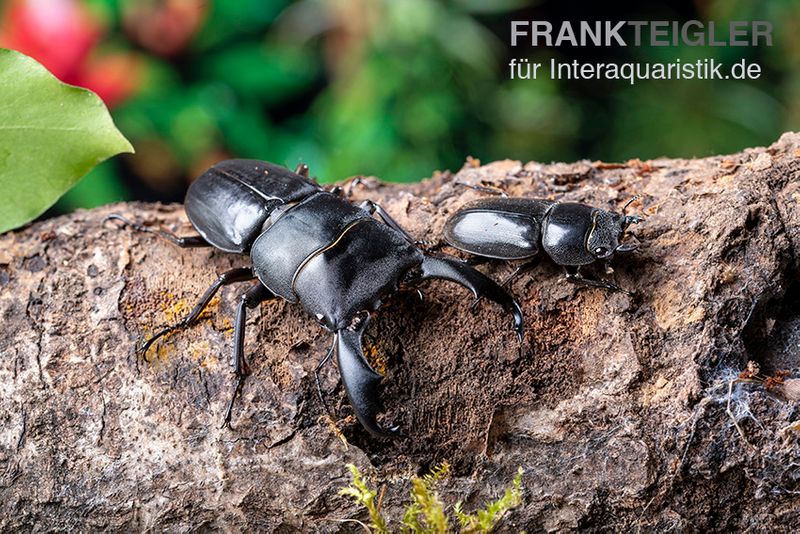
[0,48,133,233]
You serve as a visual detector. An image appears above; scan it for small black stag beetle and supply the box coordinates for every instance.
[109,160,523,438]
[443,195,642,292]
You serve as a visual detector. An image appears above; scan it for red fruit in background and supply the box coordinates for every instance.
[123,0,207,57]
[78,52,142,109]
[0,0,101,81]
[0,0,141,108]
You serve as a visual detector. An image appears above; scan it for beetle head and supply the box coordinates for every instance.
[586,197,642,260]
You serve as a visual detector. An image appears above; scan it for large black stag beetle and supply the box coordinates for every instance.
[109,160,523,438]
[443,191,642,293]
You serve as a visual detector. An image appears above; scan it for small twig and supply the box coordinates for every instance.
[726,378,755,447]
[635,496,657,534]
[377,484,387,515]
[678,399,711,472]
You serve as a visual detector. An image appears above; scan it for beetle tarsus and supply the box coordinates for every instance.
[327,185,345,197]
[564,266,628,294]
[140,326,175,359]
[417,255,524,341]
[294,163,310,178]
[502,258,541,288]
[455,181,508,197]
[139,267,255,358]
[222,374,246,429]
[345,176,370,198]
[105,213,210,248]
[413,239,444,254]
[314,345,336,416]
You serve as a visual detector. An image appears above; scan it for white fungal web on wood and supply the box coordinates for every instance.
[707,362,798,447]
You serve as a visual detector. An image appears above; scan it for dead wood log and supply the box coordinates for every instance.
[1,133,800,531]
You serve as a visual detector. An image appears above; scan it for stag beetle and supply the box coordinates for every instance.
[108,160,523,438]
[443,192,642,292]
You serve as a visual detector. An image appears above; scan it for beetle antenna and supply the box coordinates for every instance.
[622,195,640,215]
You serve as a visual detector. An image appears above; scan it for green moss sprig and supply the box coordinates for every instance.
[340,463,524,533]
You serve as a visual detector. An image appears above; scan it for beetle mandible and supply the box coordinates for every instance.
[108,160,523,438]
[443,192,642,292]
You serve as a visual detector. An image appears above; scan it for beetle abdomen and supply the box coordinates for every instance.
[250,192,372,302]
[185,159,320,253]
[444,201,544,260]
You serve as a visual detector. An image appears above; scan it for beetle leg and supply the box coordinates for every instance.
[314,344,335,416]
[358,200,416,244]
[361,199,435,250]
[416,255,524,342]
[335,312,401,439]
[294,163,310,178]
[105,214,210,248]
[503,257,541,288]
[223,283,276,428]
[345,176,369,198]
[455,181,508,197]
[469,257,540,311]
[564,266,629,294]
[465,256,492,267]
[141,267,255,358]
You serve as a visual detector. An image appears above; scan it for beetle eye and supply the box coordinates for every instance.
[594,246,608,256]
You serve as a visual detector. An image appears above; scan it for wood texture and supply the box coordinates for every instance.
[1,133,800,531]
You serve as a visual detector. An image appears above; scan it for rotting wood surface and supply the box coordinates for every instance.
[1,133,800,531]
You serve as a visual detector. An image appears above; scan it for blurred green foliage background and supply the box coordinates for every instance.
[1,0,796,213]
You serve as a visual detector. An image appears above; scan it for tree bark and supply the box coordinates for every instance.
[1,134,800,532]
